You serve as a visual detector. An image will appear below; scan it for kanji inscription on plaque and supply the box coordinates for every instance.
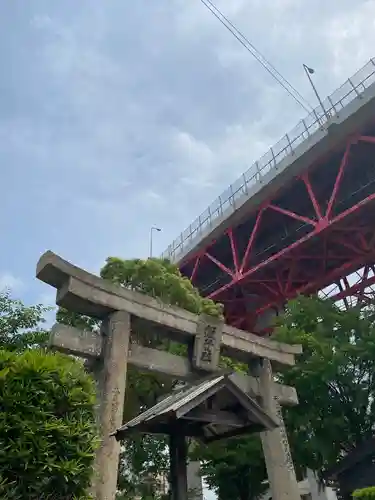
[192,315,223,372]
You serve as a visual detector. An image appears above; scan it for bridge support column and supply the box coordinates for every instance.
[91,311,131,500]
[251,358,301,500]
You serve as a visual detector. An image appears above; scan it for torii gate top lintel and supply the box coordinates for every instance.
[36,250,301,368]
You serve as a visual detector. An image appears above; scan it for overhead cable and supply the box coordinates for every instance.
[199,0,313,113]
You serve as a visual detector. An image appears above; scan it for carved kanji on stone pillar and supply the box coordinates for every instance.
[192,315,223,372]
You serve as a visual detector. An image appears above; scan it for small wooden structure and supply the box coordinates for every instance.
[325,437,375,500]
[114,373,278,499]
[36,251,303,500]
[114,373,278,442]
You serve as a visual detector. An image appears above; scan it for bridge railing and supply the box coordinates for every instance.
[161,59,375,262]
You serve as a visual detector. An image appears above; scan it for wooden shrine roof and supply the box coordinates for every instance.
[113,373,278,443]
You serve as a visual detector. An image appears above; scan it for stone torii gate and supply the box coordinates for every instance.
[36,251,303,500]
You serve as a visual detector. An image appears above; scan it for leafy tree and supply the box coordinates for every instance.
[194,436,267,500]
[0,291,99,498]
[100,257,222,318]
[0,349,98,499]
[59,257,223,499]
[353,487,375,499]
[194,296,375,499]
[0,291,50,351]
[275,296,375,479]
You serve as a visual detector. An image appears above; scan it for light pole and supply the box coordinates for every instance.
[150,226,161,258]
[303,64,329,120]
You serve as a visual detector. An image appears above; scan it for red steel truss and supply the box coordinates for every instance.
[320,264,375,309]
[185,134,375,331]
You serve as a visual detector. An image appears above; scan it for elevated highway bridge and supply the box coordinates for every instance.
[162,59,375,332]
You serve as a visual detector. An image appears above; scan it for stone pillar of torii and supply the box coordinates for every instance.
[37,251,303,500]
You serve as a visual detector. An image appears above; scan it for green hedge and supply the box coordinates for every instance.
[353,487,375,499]
[0,349,99,499]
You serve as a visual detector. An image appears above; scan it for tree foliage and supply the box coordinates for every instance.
[194,436,267,500]
[0,291,50,351]
[0,291,99,499]
[275,296,375,477]
[194,296,375,499]
[100,257,222,318]
[0,349,98,499]
[353,487,375,499]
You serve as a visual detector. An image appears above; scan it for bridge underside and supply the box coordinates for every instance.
[181,128,375,333]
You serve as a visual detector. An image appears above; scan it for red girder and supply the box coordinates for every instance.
[326,141,351,220]
[205,251,234,278]
[190,256,200,282]
[228,229,239,274]
[302,173,323,219]
[185,133,375,330]
[207,192,375,300]
[268,204,317,227]
[255,248,375,317]
[322,264,375,309]
[240,208,264,273]
[360,135,375,144]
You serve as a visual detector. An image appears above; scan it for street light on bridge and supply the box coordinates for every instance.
[303,64,329,121]
[150,226,162,258]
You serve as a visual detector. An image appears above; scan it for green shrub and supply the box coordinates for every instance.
[353,487,375,499]
[0,349,99,499]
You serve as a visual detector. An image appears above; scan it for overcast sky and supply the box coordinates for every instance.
[1,1,375,497]
[2,0,375,310]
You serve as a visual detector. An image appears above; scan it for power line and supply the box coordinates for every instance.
[203,0,312,110]
[199,0,313,113]
[200,0,311,111]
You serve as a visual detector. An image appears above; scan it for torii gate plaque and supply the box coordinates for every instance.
[36,251,303,500]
